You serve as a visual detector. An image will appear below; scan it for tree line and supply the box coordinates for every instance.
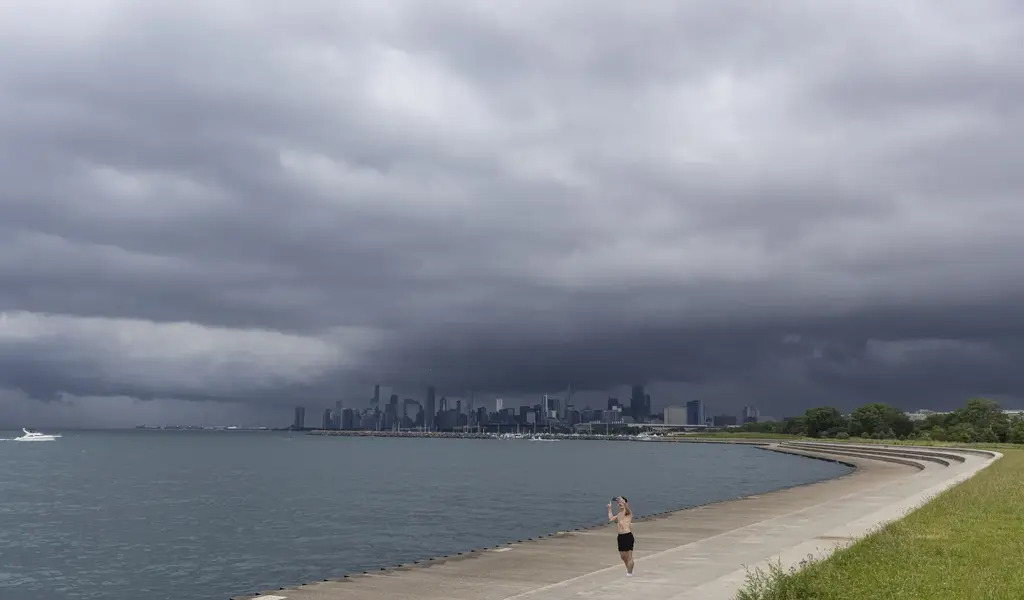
[738,398,1024,443]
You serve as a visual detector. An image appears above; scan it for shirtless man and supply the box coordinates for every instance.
[607,496,635,576]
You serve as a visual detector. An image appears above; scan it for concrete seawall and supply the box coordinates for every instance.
[231,443,998,600]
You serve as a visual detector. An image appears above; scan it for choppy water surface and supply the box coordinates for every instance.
[0,431,850,600]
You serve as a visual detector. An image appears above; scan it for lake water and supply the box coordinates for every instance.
[0,431,851,600]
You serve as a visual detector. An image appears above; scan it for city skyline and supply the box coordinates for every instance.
[3,2,1024,429]
[285,382,771,433]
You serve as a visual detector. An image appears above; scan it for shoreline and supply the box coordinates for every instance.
[229,443,906,600]
[304,429,785,444]
[230,443,995,600]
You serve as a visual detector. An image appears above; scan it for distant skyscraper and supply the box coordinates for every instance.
[402,399,418,424]
[425,386,436,430]
[630,385,646,422]
[686,400,706,426]
[496,398,503,411]
[373,384,381,406]
[543,395,561,422]
[334,400,343,428]
[742,406,760,423]
[293,406,306,429]
[322,408,333,430]
[607,397,620,411]
[341,408,356,430]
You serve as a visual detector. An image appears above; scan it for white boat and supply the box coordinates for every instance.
[529,435,559,442]
[15,428,61,442]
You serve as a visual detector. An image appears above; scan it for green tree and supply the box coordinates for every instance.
[1005,416,1024,444]
[803,407,845,438]
[848,403,884,437]
[947,422,977,443]
[848,403,913,438]
[949,397,1009,442]
[783,416,807,436]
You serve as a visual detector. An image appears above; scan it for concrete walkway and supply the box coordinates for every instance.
[232,443,998,600]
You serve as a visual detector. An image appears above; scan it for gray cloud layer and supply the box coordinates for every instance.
[2,0,1024,425]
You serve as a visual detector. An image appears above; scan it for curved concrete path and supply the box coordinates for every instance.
[232,443,998,600]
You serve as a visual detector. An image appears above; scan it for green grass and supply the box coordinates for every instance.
[734,449,1024,600]
[688,432,1024,450]
[826,438,1023,450]
[671,432,807,440]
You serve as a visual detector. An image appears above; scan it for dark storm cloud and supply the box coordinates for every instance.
[2,0,1024,425]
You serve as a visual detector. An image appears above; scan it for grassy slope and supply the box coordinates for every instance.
[735,448,1024,600]
[681,432,1022,450]
[670,432,806,440]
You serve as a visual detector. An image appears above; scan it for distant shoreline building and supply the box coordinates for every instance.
[630,385,650,423]
[663,405,687,426]
[425,386,436,430]
[713,414,738,427]
[686,399,705,426]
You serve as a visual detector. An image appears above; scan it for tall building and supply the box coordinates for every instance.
[543,395,561,422]
[341,408,356,430]
[496,398,503,411]
[742,406,760,423]
[607,397,620,411]
[686,400,706,426]
[322,408,334,430]
[293,406,306,429]
[425,386,436,430]
[630,385,646,422]
[402,399,418,423]
[334,400,343,428]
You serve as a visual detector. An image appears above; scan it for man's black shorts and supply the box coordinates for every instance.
[617,532,635,552]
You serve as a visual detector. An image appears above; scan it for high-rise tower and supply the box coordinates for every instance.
[425,386,436,430]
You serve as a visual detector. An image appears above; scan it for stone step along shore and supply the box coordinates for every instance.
[231,442,999,600]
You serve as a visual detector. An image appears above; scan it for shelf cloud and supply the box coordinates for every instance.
[2,0,1023,425]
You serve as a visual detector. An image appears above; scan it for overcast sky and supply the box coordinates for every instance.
[2,0,1023,427]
